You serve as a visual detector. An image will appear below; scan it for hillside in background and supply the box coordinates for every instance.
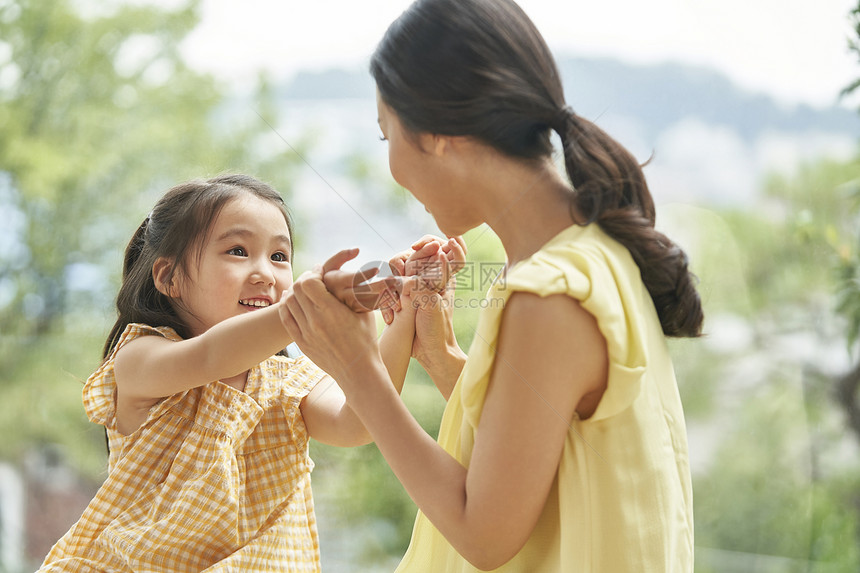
[278,55,860,143]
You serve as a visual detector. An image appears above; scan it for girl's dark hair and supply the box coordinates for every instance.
[103,174,294,358]
[371,0,703,337]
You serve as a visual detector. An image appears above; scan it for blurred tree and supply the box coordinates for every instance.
[0,0,300,470]
[834,0,860,450]
[663,157,860,571]
[751,155,860,569]
[825,171,860,445]
[843,0,860,104]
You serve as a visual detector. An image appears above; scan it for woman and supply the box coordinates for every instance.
[282,0,703,570]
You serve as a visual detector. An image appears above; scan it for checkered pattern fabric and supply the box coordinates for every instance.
[39,323,326,572]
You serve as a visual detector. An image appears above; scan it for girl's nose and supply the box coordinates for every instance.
[251,261,276,285]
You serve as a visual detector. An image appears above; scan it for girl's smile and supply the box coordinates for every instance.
[239,298,273,309]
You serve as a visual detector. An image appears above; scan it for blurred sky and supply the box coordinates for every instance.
[174,0,860,109]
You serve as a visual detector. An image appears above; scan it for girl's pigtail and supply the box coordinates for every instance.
[553,109,704,338]
[102,216,150,358]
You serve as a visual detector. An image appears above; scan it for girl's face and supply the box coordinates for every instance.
[377,92,479,237]
[172,193,293,336]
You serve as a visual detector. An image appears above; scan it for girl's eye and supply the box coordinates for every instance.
[271,252,289,263]
[379,135,388,142]
[228,247,247,257]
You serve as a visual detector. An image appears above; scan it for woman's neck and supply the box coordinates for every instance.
[479,157,578,267]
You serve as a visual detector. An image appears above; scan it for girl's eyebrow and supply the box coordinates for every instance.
[216,228,253,242]
[216,228,291,247]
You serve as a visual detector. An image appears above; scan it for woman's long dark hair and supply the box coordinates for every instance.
[371,0,702,337]
[103,174,294,359]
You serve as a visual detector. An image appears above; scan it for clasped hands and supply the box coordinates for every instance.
[278,236,466,381]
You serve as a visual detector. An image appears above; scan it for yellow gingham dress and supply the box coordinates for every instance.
[40,323,326,572]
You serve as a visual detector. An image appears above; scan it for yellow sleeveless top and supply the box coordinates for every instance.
[396,224,694,572]
[40,323,326,572]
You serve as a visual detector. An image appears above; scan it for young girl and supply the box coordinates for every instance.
[281,0,704,571]
[38,174,416,572]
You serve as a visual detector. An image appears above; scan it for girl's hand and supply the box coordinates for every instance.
[404,237,465,362]
[381,239,443,323]
[381,235,467,325]
[412,235,467,279]
[409,276,465,400]
[280,270,381,388]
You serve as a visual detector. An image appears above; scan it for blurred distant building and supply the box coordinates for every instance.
[0,447,99,572]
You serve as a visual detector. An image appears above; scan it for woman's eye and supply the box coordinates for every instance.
[379,134,388,142]
[271,252,289,263]
[228,247,247,256]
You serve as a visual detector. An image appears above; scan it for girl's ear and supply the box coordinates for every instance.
[152,257,179,298]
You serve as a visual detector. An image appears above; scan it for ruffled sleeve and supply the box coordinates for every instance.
[513,230,650,421]
[271,354,328,453]
[459,225,649,428]
[83,323,184,431]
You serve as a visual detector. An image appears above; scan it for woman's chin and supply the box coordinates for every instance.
[435,219,475,239]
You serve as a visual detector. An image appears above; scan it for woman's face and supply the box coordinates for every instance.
[376,91,480,237]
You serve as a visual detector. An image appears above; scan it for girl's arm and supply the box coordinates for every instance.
[282,276,608,570]
[113,299,294,434]
[410,290,467,400]
[388,236,468,399]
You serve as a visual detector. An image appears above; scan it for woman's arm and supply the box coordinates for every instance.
[298,245,420,447]
[300,295,417,447]
[282,276,608,570]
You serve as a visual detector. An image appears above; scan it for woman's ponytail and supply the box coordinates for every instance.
[554,109,704,338]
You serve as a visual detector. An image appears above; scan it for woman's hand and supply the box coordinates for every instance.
[280,270,381,388]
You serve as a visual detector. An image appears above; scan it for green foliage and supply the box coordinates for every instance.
[0,326,107,476]
[844,0,860,102]
[695,375,813,557]
[693,368,860,572]
[668,337,721,420]
[653,153,860,571]
[762,158,860,348]
[713,158,860,318]
[682,154,860,572]
[833,177,860,348]
[451,226,506,352]
[0,0,301,471]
